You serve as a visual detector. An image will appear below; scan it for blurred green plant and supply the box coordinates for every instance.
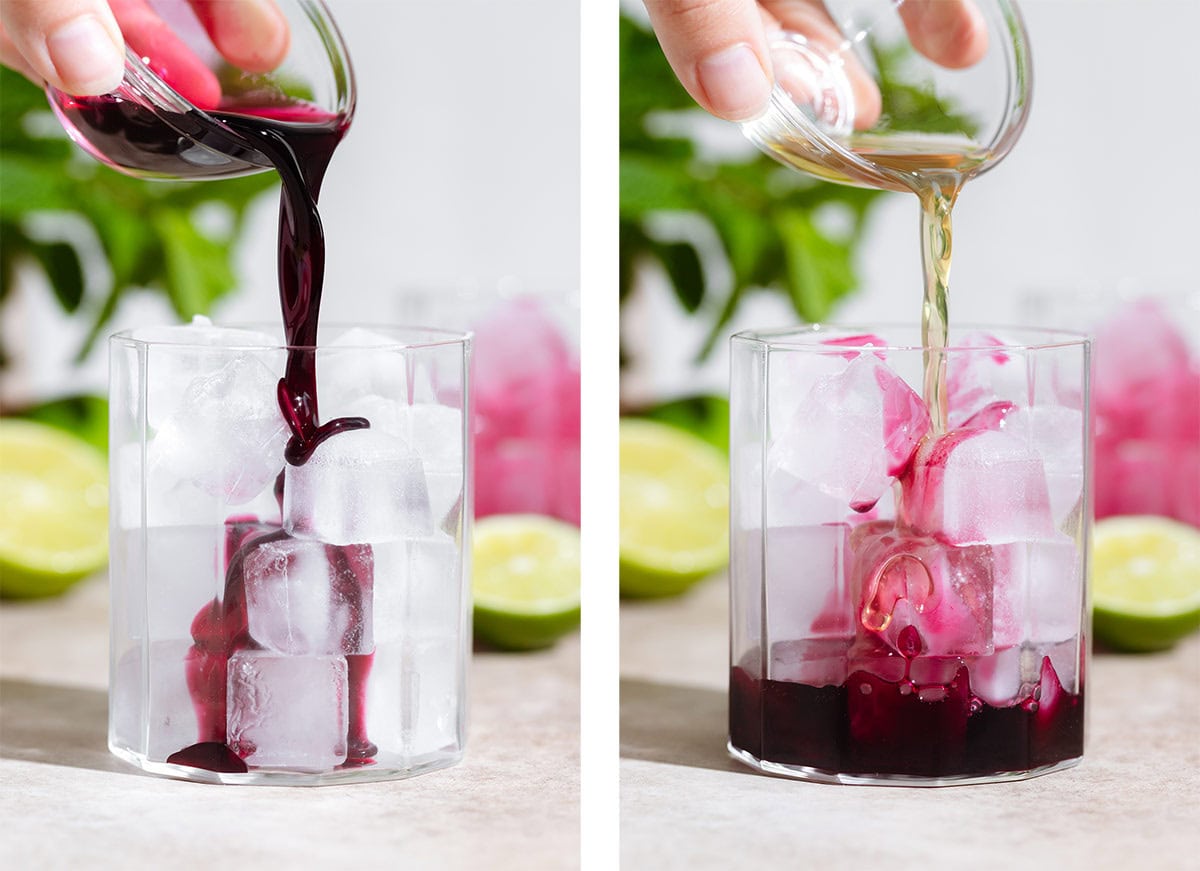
[0,67,277,364]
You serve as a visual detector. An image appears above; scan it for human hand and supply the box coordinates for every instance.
[0,0,289,104]
[642,0,988,124]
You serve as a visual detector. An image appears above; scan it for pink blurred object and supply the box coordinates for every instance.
[1092,299,1200,526]
[472,297,580,525]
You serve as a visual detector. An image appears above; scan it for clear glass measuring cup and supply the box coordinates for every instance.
[741,0,1033,193]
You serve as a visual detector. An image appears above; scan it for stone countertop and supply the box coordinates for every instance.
[0,574,579,870]
[621,576,1200,870]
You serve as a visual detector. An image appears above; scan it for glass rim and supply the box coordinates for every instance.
[731,323,1091,352]
[109,322,472,352]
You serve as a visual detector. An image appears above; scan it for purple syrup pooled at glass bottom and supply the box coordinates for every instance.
[62,95,384,772]
[730,649,1083,779]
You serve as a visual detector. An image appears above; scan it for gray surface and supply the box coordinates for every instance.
[621,575,1200,870]
[1,574,580,869]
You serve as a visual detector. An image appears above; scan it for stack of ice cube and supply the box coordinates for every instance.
[233,404,461,769]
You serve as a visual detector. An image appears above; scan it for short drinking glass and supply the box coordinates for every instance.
[728,325,1089,784]
[109,323,471,784]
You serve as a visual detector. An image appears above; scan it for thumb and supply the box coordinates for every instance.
[642,0,773,122]
[0,0,125,94]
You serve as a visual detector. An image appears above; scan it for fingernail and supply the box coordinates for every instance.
[47,16,124,95]
[697,43,772,121]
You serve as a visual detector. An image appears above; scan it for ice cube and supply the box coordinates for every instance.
[848,521,994,657]
[149,354,289,504]
[771,355,929,510]
[371,532,462,644]
[318,328,408,417]
[110,646,144,753]
[401,403,464,526]
[992,535,1082,649]
[325,396,465,531]
[365,638,463,762]
[765,335,888,429]
[901,428,1056,546]
[1001,405,1084,528]
[366,533,463,759]
[146,640,202,761]
[945,332,1030,429]
[968,645,1029,707]
[226,650,348,771]
[242,535,374,655]
[136,317,281,429]
[115,442,283,530]
[283,428,433,545]
[768,638,849,686]
[1036,638,1083,697]
[113,640,206,761]
[765,524,852,641]
[338,398,463,513]
[144,524,225,638]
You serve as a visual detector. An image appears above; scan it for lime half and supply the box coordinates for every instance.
[619,418,728,598]
[0,419,108,598]
[1092,516,1200,652]
[473,515,581,650]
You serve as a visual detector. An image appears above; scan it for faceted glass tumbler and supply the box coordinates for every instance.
[108,323,471,784]
[728,325,1091,785]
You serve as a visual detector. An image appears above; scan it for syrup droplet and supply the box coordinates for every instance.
[897,624,924,658]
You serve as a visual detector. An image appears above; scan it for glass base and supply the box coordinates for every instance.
[109,743,463,786]
[727,741,1082,787]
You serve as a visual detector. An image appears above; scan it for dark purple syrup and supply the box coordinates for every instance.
[61,96,379,771]
[729,652,1084,779]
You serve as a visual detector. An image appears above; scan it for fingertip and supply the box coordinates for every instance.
[46,14,125,95]
[696,43,773,122]
[937,8,989,69]
[194,0,291,74]
[902,0,990,70]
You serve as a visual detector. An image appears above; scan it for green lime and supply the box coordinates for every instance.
[472,515,581,650]
[1092,516,1200,652]
[619,418,728,598]
[0,419,108,599]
